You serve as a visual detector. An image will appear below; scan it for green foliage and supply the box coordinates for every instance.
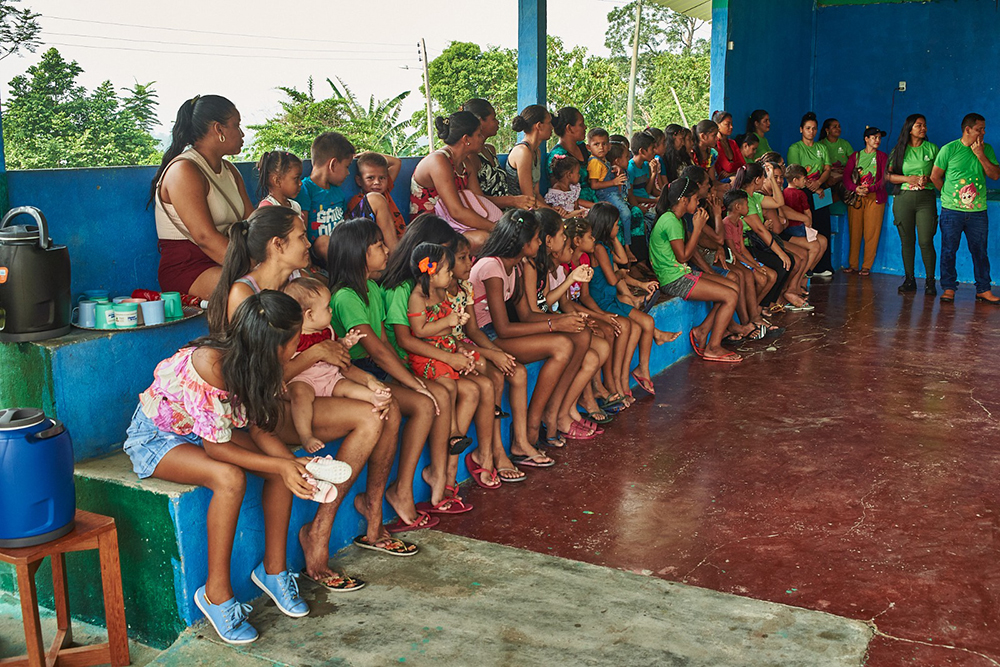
[244,77,418,161]
[642,51,711,128]
[0,0,41,61]
[2,48,161,169]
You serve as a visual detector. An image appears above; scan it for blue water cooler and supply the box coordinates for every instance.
[0,408,76,548]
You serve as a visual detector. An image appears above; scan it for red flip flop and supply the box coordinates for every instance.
[465,453,501,489]
[689,331,705,358]
[415,496,474,515]
[703,352,743,364]
[385,511,440,534]
[631,371,655,396]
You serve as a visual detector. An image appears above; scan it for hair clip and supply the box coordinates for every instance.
[552,154,567,161]
[443,118,450,125]
[418,257,438,275]
[189,94,200,107]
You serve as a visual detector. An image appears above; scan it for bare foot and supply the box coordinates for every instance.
[383,484,419,527]
[654,329,681,344]
[352,494,392,545]
[299,524,336,581]
[303,436,325,454]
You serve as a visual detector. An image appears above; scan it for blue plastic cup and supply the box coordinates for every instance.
[140,300,166,326]
[73,300,97,328]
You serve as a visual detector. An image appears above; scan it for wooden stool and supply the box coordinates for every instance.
[0,509,130,667]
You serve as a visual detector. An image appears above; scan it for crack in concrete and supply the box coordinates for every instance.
[845,479,885,537]
[680,533,782,582]
[971,391,993,419]
[867,621,1000,666]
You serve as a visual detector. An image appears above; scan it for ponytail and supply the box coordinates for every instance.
[435,111,479,146]
[147,95,237,208]
[206,206,299,333]
[511,104,550,134]
[746,109,768,136]
[255,150,303,200]
[730,162,764,192]
[655,177,696,217]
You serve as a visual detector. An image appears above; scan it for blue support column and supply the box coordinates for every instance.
[517,0,547,112]
[709,0,729,115]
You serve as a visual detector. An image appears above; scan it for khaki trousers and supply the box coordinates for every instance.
[848,193,885,271]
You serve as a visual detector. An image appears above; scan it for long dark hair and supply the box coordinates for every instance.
[655,177,698,217]
[207,206,300,333]
[730,162,765,192]
[889,114,927,174]
[256,151,302,199]
[193,290,302,432]
[148,95,237,207]
[532,208,565,289]
[461,98,495,120]
[380,213,459,290]
[746,109,768,136]
[479,209,541,305]
[664,127,692,180]
[587,202,619,246]
[819,117,838,142]
[327,218,383,305]
[691,119,719,165]
[511,105,550,134]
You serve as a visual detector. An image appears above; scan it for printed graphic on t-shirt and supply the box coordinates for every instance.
[313,205,344,237]
[958,182,979,209]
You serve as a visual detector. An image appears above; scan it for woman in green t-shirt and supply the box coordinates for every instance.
[650,177,742,363]
[819,118,853,188]
[887,114,940,295]
[746,109,773,161]
[786,112,835,274]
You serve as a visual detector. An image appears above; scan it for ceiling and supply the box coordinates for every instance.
[648,0,713,22]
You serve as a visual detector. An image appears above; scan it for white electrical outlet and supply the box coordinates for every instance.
[898,81,906,92]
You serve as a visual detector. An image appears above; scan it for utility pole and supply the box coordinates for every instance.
[625,0,642,138]
[419,39,434,154]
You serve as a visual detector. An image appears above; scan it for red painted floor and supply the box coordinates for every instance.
[438,273,1000,666]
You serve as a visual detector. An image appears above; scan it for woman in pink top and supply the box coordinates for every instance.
[470,209,592,448]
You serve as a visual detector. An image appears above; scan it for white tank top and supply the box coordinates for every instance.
[154,148,244,241]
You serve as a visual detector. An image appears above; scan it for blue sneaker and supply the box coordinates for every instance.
[193,586,258,644]
[251,564,309,618]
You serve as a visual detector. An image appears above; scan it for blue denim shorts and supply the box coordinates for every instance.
[481,322,499,341]
[352,356,390,382]
[123,405,201,479]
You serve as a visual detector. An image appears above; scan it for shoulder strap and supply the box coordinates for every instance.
[185,158,245,222]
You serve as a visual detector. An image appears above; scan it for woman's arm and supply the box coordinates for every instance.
[423,154,493,231]
[353,322,426,392]
[161,161,231,263]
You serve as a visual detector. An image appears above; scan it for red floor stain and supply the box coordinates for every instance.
[437,273,1000,666]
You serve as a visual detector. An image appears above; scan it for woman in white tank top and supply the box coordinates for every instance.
[148,95,253,298]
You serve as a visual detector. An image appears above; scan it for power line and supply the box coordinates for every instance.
[45,31,413,54]
[46,42,413,63]
[45,15,412,47]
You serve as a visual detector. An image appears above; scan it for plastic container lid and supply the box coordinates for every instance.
[0,224,41,243]
[0,408,46,430]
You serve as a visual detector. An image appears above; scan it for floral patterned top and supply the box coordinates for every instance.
[446,279,474,339]
[138,347,247,443]
[544,183,581,210]
[476,149,510,199]
[408,299,460,354]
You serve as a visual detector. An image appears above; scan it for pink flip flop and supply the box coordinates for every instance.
[703,351,743,364]
[631,371,656,396]
[415,496,474,515]
[561,421,597,440]
[689,331,705,358]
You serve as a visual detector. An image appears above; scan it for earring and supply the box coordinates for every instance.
[219,135,226,143]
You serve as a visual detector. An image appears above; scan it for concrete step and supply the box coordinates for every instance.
[0,296,707,648]
[0,315,209,461]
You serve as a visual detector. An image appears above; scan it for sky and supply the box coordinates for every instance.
[0,0,671,141]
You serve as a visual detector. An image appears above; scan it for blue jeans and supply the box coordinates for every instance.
[939,208,991,293]
[595,189,633,245]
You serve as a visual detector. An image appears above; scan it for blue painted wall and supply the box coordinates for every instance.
[813,0,1000,192]
[720,0,813,156]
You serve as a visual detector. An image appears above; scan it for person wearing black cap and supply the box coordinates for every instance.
[930,113,1000,304]
[842,127,889,275]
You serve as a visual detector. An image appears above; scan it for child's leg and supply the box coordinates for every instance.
[612,317,634,398]
[332,378,378,406]
[287,382,321,453]
[494,334,573,444]
[153,444,246,604]
[542,330,590,432]
[384,384,437,524]
[557,335,609,432]
[688,278,740,358]
[466,372,511,480]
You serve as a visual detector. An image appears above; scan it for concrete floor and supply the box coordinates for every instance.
[147,531,868,666]
[440,272,1000,666]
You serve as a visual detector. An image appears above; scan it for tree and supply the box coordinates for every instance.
[605,1,707,58]
[643,51,711,128]
[245,77,418,161]
[0,0,41,62]
[2,47,161,168]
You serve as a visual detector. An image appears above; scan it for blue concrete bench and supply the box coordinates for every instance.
[1,295,707,648]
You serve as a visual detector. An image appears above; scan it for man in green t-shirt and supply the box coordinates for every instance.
[930,113,1000,303]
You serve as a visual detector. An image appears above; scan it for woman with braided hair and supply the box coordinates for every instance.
[470,209,594,448]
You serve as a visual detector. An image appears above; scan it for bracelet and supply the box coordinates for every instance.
[547,318,553,332]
